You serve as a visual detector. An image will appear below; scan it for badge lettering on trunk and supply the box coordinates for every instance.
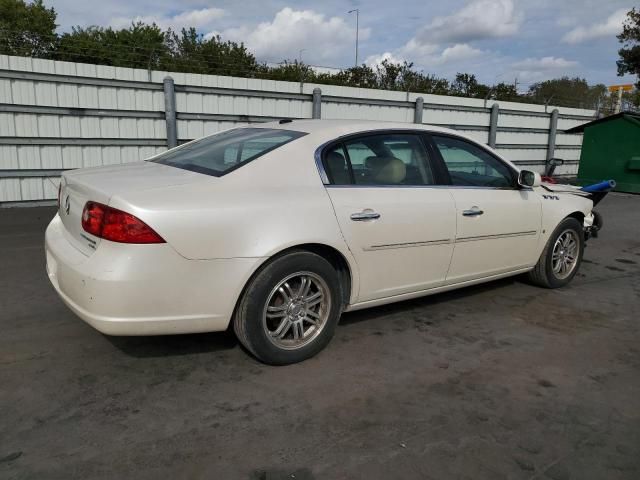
[64,195,71,215]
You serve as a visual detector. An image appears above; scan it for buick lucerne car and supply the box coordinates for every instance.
[46,120,602,364]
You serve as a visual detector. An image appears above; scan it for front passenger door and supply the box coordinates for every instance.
[428,134,542,284]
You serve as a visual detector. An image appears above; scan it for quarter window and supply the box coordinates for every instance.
[431,135,514,188]
[150,127,306,177]
[323,133,434,186]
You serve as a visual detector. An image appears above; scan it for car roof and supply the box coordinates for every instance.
[250,119,460,138]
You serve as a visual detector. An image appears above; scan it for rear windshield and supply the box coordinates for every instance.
[149,127,307,177]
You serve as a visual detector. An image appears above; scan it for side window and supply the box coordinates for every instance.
[323,133,434,186]
[323,145,352,185]
[152,128,306,177]
[431,135,514,188]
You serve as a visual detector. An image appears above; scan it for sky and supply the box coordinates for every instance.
[50,0,637,90]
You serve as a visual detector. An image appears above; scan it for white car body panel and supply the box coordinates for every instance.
[536,186,594,255]
[59,162,212,256]
[326,186,456,301]
[445,188,542,283]
[45,119,595,335]
[46,214,264,335]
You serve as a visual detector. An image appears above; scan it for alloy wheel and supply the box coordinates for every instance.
[551,229,580,280]
[262,272,331,350]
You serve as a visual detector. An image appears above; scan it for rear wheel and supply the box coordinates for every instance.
[233,251,342,365]
[527,217,584,288]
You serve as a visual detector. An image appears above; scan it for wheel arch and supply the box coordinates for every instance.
[567,210,585,223]
[281,243,353,309]
[233,243,356,321]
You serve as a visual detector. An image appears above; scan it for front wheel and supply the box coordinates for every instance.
[233,251,342,365]
[527,217,584,288]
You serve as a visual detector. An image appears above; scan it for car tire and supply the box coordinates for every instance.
[233,250,343,365]
[527,217,584,288]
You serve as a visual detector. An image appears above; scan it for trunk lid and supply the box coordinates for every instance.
[58,161,210,256]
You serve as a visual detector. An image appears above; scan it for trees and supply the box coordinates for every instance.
[447,74,521,102]
[57,23,167,69]
[262,60,452,94]
[491,82,520,102]
[450,73,486,97]
[163,28,258,76]
[617,7,640,88]
[0,0,56,56]
[527,77,607,109]
[259,61,312,83]
[56,25,260,75]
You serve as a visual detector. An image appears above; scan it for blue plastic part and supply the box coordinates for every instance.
[580,179,617,193]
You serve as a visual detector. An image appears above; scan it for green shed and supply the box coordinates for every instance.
[566,112,640,193]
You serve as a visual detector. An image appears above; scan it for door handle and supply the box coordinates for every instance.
[462,206,484,217]
[350,210,381,221]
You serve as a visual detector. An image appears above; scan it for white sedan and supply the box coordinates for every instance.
[46,120,602,364]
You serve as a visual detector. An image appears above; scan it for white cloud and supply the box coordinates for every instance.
[365,52,406,67]
[221,8,369,64]
[413,0,522,44]
[381,42,485,68]
[111,7,225,31]
[399,39,440,60]
[509,56,579,85]
[512,56,578,70]
[363,42,487,84]
[440,44,485,62]
[368,0,513,75]
[562,8,627,44]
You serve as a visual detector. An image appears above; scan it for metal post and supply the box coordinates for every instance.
[355,9,359,66]
[414,97,424,124]
[312,88,322,119]
[163,76,177,149]
[348,9,359,67]
[488,103,499,148]
[546,108,559,160]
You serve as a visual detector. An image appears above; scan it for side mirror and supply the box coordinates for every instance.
[518,170,541,188]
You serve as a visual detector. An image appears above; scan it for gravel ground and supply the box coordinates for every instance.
[1,193,639,480]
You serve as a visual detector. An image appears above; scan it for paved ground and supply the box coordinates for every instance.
[1,194,639,480]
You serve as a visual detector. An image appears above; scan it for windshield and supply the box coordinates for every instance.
[149,127,307,177]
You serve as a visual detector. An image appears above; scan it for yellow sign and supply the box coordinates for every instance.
[608,84,634,92]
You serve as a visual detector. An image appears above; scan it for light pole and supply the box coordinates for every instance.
[348,9,359,67]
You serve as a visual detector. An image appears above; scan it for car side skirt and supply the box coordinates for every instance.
[344,266,533,312]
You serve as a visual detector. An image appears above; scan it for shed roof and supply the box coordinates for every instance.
[565,112,640,133]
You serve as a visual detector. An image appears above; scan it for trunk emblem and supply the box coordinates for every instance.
[64,195,71,215]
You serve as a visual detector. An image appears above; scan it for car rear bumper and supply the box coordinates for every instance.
[45,214,264,335]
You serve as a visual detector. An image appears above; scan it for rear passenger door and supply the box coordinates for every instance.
[321,132,456,303]
[426,133,542,283]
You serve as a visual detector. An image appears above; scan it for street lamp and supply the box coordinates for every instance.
[348,9,359,67]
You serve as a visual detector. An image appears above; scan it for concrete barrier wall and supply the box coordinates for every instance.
[0,54,594,204]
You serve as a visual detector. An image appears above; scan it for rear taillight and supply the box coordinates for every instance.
[81,202,165,244]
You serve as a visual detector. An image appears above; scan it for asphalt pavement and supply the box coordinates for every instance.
[1,193,639,479]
